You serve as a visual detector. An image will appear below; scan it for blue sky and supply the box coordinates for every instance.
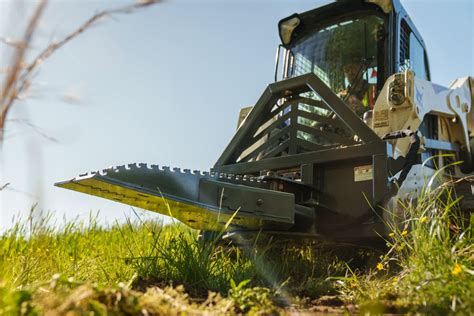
[0,0,472,230]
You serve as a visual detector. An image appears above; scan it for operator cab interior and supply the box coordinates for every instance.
[288,13,385,117]
[277,0,431,121]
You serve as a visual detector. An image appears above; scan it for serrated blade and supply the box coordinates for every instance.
[55,163,294,231]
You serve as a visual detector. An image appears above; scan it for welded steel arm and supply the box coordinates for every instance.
[372,70,474,157]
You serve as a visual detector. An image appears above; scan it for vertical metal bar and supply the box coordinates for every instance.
[372,153,388,205]
[288,101,298,154]
[283,48,290,79]
[274,45,282,82]
[288,53,294,78]
[301,164,314,185]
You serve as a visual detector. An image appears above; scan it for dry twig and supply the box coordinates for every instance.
[0,36,26,49]
[0,183,10,191]
[0,0,47,142]
[0,0,159,143]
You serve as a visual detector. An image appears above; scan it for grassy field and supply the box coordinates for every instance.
[0,185,473,315]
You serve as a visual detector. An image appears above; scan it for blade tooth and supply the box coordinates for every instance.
[98,169,107,176]
[79,172,89,177]
[210,171,216,177]
[127,163,146,170]
[101,166,114,175]
[162,166,170,172]
[183,169,191,174]
[116,165,127,172]
[193,170,201,175]
[137,163,147,169]
[235,175,241,181]
[249,176,256,182]
[102,166,114,175]
[150,164,159,170]
[173,167,181,173]
[203,171,210,176]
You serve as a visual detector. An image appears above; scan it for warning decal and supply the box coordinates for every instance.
[354,165,373,182]
[373,109,389,128]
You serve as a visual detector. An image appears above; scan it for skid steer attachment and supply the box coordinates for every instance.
[57,0,472,246]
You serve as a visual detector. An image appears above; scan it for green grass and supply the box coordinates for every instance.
[1,209,137,288]
[0,208,346,314]
[337,182,474,314]
[0,184,473,314]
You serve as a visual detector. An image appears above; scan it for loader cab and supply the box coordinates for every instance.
[395,4,431,80]
[277,0,431,112]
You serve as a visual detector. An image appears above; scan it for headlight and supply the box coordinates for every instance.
[389,74,406,106]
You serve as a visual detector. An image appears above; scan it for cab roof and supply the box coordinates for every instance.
[278,0,426,50]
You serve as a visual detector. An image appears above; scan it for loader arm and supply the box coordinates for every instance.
[372,71,474,167]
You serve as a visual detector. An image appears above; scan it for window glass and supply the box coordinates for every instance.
[399,20,410,71]
[399,19,429,80]
[409,33,428,80]
[289,15,385,115]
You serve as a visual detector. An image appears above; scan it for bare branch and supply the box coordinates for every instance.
[0,0,160,144]
[0,37,26,49]
[0,183,38,198]
[22,0,161,79]
[7,118,58,142]
[0,0,47,142]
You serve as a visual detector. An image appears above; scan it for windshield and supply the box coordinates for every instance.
[288,14,385,116]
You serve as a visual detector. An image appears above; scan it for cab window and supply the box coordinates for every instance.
[399,19,429,80]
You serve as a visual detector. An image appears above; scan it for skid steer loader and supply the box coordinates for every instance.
[56,0,473,247]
